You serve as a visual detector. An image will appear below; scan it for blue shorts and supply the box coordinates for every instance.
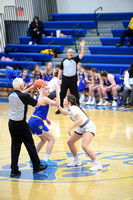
[28,116,49,136]
[78,79,86,92]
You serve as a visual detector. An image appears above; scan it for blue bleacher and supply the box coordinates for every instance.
[0,52,53,62]
[19,37,74,45]
[6,44,64,53]
[89,46,133,55]
[100,37,130,45]
[42,21,96,29]
[122,20,130,28]
[0,61,42,69]
[111,29,126,37]
[43,29,87,37]
[80,55,133,64]
[82,63,129,73]
[52,12,133,21]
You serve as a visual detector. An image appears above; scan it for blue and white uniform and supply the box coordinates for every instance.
[104,74,124,88]
[44,70,53,82]
[34,72,42,80]
[28,103,49,136]
[65,105,96,135]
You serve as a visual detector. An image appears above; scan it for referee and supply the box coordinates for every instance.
[8,78,47,177]
[55,40,85,114]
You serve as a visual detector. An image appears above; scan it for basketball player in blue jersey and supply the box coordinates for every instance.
[87,68,103,105]
[99,71,124,106]
[57,94,102,171]
[83,65,92,104]
[28,83,60,167]
[77,62,86,103]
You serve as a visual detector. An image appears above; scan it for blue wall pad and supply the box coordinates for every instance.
[89,46,133,55]
[111,29,126,37]
[6,44,64,53]
[43,29,87,37]
[0,52,53,62]
[52,12,133,21]
[122,20,130,28]
[42,21,96,29]
[0,61,42,69]
[80,55,133,64]
[82,63,129,73]
[19,37,74,45]
[100,37,130,45]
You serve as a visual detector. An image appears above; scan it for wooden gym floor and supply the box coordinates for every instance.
[0,102,133,200]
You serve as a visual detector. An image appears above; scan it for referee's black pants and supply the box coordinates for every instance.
[8,119,40,171]
[60,75,79,107]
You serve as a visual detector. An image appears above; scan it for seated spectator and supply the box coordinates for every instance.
[53,64,61,78]
[87,68,102,105]
[83,65,92,104]
[123,63,133,106]
[116,17,133,47]
[99,71,124,107]
[19,69,31,89]
[32,64,44,80]
[44,62,54,82]
[77,62,86,103]
[28,16,43,45]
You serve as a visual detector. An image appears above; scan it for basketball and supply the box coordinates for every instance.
[34,79,46,90]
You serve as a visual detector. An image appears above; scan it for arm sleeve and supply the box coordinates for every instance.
[73,56,80,63]
[124,71,130,88]
[19,93,37,107]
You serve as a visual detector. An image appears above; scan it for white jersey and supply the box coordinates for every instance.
[65,105,88,126]
[65,105,96,135]
[47,77,60,93]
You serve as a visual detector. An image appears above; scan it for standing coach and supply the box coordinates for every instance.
[8,78,47,177]
[55,40,85,114]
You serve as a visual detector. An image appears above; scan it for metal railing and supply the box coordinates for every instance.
[48,40,56,61]
[73,23,81,53]
[94,7,103,36]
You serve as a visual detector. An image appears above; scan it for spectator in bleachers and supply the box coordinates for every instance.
[44,61,54,82]
[53,64,61,78]
[77,62,86,103]
[99,71,124,106]
[123,63,133,106]
[83,65,92,104]
[116,17,133,47]
[28,16,43,45]
[32,64,44,80]
[87,68,102,105]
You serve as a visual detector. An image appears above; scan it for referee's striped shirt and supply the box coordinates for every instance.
[8,90,37,121]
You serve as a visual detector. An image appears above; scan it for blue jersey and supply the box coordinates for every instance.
[44,70,53,81]
[78,72,85,81]
[94,74,100,84]
[28,104,50,136]
[33,104,49,120]
[35,72,42,80]
[104,74,123,86]
[19,75,30,83]
[88,75,92,81]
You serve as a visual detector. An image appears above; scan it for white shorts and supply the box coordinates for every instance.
[75,120,96,136]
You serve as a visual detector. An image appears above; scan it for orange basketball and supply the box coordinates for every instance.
[34,79,46,90]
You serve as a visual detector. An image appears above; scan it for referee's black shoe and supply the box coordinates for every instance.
[33,164,47,173]
[10,170,21,177]
[55,110,61,114]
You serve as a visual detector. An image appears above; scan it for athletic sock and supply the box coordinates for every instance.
[74,156,79,160]
[45,154,50,161]
[93,159,99,165]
